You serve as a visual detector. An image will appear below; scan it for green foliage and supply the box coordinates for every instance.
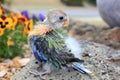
[0,0,4,4]
[0,5,36,59]
[61,0,84,6]
[61,0,96,6]
[0,0,13,5]
[0,24,27,59]
[86,0,96,5]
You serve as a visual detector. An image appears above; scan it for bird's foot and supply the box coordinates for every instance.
[29,69,51,80]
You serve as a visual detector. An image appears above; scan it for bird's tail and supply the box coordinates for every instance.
[72,62,93,76]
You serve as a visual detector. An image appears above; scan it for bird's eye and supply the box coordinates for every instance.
[59,16,64,20]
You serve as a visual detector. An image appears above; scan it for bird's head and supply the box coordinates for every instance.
[47,9,69,28]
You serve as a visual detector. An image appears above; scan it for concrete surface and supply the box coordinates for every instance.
[12,40,120,80]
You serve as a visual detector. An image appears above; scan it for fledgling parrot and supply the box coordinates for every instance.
[28,9,92,79]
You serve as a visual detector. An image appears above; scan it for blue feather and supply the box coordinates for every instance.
[30,36,47,63]
[38,51,47,63]
[72,62,92,75]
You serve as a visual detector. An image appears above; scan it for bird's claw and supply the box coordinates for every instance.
[29,69,46,80]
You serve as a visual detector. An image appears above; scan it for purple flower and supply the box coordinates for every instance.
[38,13,45,21]
[32,14,38,20]
[21,10,29,20]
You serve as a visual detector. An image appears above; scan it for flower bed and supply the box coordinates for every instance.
[0,4,45,58]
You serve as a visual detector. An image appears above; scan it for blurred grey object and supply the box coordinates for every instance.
[97,0,120,27]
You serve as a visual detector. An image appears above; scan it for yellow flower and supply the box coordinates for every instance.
[0,16,13,30]
[4,17,13,29]
[0,9,2,16]
[0,28,4,36]
[11,16,18,30]
[23,19,33,35]
[7,40,14,47]
[23,26,27,35]
[0,4,3,16]
[16,12,22,18]
[11,12,27,26]
[26,19,33,33]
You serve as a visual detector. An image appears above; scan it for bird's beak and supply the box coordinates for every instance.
[63,20,69,27]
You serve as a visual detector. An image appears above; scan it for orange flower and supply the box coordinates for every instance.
[16,12,27,24]
[16,12,22,18]
[11,12,32,35]
[11,12,27,26]
[11,16,18,30]
[0,8,2,16]
[0,3,6,16]
[7,40,14,47]
[0,28,4,36]
[0,4,3,16]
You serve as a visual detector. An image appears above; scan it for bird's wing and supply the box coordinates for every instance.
[29,28,81,68]
[30,36,47,62]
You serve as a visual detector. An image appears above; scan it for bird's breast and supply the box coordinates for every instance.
[28,26,52,37]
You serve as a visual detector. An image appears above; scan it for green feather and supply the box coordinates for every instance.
[36,28,68,67]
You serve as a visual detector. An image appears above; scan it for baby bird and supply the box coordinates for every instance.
[28,9,92,79]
